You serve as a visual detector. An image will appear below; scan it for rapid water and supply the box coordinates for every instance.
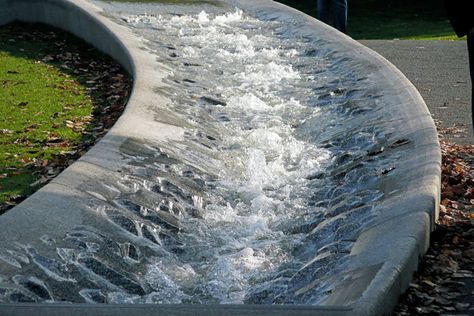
[115,7,336,304]
[0,1,388,305]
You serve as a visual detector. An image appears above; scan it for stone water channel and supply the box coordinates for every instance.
[0,0,396,306]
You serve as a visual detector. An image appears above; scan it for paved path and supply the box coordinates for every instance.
[360,40,473,145]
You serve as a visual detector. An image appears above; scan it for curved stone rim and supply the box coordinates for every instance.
[0,1,440,315]
[235,2,441,315]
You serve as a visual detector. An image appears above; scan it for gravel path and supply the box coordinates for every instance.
[360,40,473,145]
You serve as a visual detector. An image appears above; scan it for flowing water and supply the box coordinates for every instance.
[0,0,391,305]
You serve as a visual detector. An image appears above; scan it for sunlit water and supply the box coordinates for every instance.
[0,1,389,305]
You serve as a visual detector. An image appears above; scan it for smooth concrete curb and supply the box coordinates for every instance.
[0,1,441,315]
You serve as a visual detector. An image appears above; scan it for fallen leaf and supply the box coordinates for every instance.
[17,101,28,107]
[65,120,74,128]
[42,55,54,62]
[421,280,437,288]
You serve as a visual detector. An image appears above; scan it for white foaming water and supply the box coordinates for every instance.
[0,2,387,305]
[119,8,334,304]
[237,62,300,91]
[227,93,271,112]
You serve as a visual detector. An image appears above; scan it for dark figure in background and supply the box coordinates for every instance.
[445,0,474,131]
[317,0,348,33]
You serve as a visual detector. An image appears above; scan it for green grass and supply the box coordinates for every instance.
[276,0,462,40]
[0,52,92,163]
[0,25,96,205]
[0,173,36,205]
[0,53,91,203]
[0,23,128,209]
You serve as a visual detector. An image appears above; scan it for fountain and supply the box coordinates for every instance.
[0,0,440,315]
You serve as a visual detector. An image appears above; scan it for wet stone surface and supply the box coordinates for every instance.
[0,1,409,305]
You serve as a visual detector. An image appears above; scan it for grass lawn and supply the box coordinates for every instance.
[0,23,130,212]
[276,0,462,40]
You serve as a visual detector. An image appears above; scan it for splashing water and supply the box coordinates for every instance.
[0,2,389,305]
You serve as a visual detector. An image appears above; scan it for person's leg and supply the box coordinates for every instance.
[317,0,331,26]
[333,0,348,33]
[468,27,474,131]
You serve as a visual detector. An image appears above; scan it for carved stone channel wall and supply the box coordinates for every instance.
[0,0,440,315]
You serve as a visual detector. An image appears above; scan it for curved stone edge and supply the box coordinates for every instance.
[0,0,181,247]
[0,1,441,315]
[228,1,441,315]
